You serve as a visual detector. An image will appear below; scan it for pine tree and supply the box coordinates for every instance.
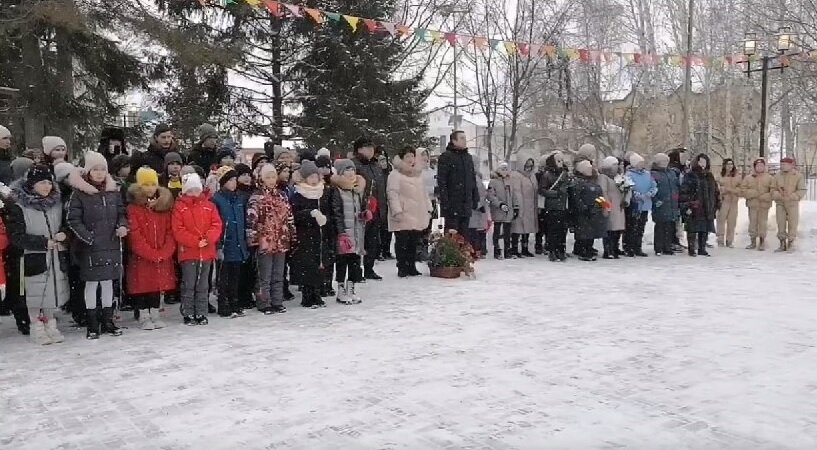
[292,0,429,153]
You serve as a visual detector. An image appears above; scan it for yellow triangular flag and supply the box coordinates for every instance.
[343,15,360,32]
[246,0,262,6]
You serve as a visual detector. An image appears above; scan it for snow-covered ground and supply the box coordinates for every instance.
[2,204,817,449]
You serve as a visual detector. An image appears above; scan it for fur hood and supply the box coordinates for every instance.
[392,155,422,177]
[127,184,174,212]
[330,174,367,193]
[15,183,61,212]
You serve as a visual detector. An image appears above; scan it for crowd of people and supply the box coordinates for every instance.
[0,124,807,345]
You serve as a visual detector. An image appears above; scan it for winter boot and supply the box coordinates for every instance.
[397,261,410,278]
[407,263,422,276]
[717,238,725,247]
[86,308,100,340]
[687,234,697,257]
[149,308,166,329]
[557,250,568,262]
[138,309,155,330]
[195,315,209,325]
[726,240,733,248]
[217,297,231,318]
[787,240,795,253]
[504,249,513,260]
[697,233,711,257]
[493,248,503,260]
[364,269,383,281]
[183,315,196,326]
[101,307,123,336]
[633,247,648,257]
[548,251,558,262]
[602,239,613,259]
[534,242,544,255]
[758,237,766,251]
[774,239,787,253]
[745,238,757,250]
[336,282,352,305]
[41,317,63,343]
[15,310,31,336]
[347,281,363,304]
[31,318,52,345]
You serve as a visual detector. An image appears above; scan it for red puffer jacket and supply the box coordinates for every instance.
[172,193,223,262]
[126,185,177,295]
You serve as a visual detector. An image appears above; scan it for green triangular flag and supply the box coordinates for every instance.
[325,12,341,23]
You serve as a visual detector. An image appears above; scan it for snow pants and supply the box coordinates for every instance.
[716,199,739,245]
[544,210,568,253]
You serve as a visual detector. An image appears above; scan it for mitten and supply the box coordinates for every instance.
[338,233,354,254]
[359,210,373,222]
[310,209,327,226]
[500,203,510,212]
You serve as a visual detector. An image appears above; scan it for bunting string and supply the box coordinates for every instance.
[200,0,817,68]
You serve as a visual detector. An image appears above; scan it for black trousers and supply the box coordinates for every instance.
[443,215,470,238]
[467,228,486,255]
[336,254,363,283]
[654,221,675,253]
[363,218,382,273]
[394,230,421,270]
[492,222,511,253]
[2,254,29,332]
[624,210,648,252]
[575,239,595,257]
[535,210,547,251]
[239,254,256,307]
[133,293,161,310]
[380,226,393,257]
[218,261,243,313]
[603,230,623,255]
[544,210,568,253]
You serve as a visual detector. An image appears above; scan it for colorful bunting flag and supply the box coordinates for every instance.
[474,37,488,49]
[324,11,341,23]
[445,32,458,46]
[396,24,412,37]
[343,15,360,32]
[429,30,444,44]
[282,3,301,17]
[504,41,517,55]
[381,21,396,36]
[458,35,472,46]
[264,0,281,17]
[245,0,261,6]
[363,19,379,33]
[304,8,324,24]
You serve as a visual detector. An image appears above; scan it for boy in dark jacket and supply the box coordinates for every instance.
[212,166,250,318]
[162,152,184,199]
[538,151,571,261]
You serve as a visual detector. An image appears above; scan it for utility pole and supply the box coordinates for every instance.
[681,0,694,149]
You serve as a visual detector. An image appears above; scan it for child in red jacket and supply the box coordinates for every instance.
[172,174,223,325]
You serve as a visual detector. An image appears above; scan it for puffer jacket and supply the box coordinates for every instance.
[437,143,479,218]
[7,184,70,309]
[487,173,516,223]
[718,174,742,205]
[126,185,177,295]
[538,154,571,212]
[246,184,295,255]
[212,189,250,263]
[650,166,681,223]
[172,194,223,262]
[329,174,367,255]
[626,167,657,212]
[771,170,806,206]
[740,172,774,209]
[387,155,432,232]
[66,177,128,281]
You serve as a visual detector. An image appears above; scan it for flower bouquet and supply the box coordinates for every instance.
[427,229,476,279]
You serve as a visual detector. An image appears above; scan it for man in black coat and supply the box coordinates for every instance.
[188,123,221,171]
[98,127,128,164]
[352,137,387,280]
[437,130,479,237]
[130,123,177,180]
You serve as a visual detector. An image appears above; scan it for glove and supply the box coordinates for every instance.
[654,200,663,208]
[337,233,354,254]
[310,209,327,226]
[513,209,519,220]
[359,210,373,222]
[500,203,510,212]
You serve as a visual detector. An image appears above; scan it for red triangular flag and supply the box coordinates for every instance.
[518,43,530,57]
[263,0,281,17]
[579,49,590,62]
[444,32,458,46]
[363,19,379,33]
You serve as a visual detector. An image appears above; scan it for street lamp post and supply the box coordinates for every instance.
[742,27,796,158]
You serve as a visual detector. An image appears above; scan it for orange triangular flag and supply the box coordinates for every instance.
[303,8,324,24]
[396,24,412,37]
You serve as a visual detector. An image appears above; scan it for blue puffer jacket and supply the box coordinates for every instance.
[650,167,680,222]
[212,189,250,263]
[626,167,657,213]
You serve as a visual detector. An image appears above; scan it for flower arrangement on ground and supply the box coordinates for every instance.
[427,229,476,279]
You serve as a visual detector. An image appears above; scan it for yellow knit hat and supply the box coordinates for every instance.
[136,167,159,187]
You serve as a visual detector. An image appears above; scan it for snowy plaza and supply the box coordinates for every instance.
[1,207,816,450]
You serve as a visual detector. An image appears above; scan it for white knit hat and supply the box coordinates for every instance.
[42,136,67,156]
[83,151,108,172]
[0,125,10,139]
[317,147,331,158]
[576,160,593,176]
[629,153,645,167]
[601,156,619,169]
[182,173,203,194]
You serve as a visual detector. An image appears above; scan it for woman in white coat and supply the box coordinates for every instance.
[388,147,432,278]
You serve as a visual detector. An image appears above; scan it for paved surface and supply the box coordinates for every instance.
[2,246,817,449]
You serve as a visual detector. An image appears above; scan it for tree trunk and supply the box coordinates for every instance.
[19,31,45,147]
[54,24,75,152]
[271,17,284,145]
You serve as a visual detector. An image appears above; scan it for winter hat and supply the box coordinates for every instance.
[577,143,596,161]
[24,164,54,188]
[180,165,197,177]
[334,158,356,175]
[10,157,34,181]
[110,154,131,176]
[781,157,796,165]
[259,163,277,180]
[216,148,236,163]
[317,147,331,159]
[316,155,332,170]
[653,152,670,169]
[83,151,108,172]
[136,167,159,187]
[497,161,509,171]
[251,153,269,171]
[164,152,183,168]
[216,166,238,187]
[274,161,290,175]
[234,163,252,178]
[629,153,645,168]
[576,160,594,177]
[273,146,289,161]
[42,136,67,156]
[0,125,10,139]
[53,162,75,183]
[299,160,319,180]
[153,123,172,137]
[601,156,619,170]
[196,123,218,144]
[181,173,203,195]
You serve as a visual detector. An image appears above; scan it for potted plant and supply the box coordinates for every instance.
[427,229,476,279]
